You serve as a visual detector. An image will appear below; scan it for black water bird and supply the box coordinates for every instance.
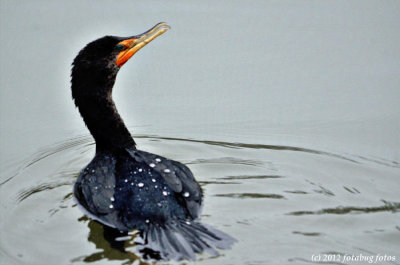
[71,23,235,261]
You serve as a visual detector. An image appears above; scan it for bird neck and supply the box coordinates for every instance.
[75,94,136,153]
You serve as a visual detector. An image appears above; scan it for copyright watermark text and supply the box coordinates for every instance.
[311,253,396,263]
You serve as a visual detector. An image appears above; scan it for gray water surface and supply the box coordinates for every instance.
[1,1,399,265]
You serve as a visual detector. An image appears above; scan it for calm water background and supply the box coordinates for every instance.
[1,1,399,264]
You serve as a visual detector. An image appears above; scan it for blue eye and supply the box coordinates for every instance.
[116,44,125,51]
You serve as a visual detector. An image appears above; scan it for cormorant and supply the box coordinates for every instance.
[71,22,235,261]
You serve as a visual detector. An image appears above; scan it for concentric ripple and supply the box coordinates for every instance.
[0,134,399,265]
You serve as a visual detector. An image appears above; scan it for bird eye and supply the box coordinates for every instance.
[116,44,125,51]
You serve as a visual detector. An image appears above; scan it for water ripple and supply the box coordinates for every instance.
[17,180,75,203]
[220,175,283,180]
[287,200,400,216]
[215,193,285,199]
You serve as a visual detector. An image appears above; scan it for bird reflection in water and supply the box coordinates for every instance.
[76,217,160,264]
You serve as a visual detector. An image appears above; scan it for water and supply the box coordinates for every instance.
[1,1,399,265]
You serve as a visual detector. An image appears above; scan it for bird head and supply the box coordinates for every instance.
[71,23,170,98]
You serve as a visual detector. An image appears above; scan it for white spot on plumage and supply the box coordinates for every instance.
[152,179,156,182]
[124,179,128,183]
[149,163,155,168]
[183,192,190,198]
[164,169,171,173]
[138,182,144,187]
[138,168,143,172]
[162,191,168,196]
[109,205,114,209]
[110,196,115,201]
[155,158,161,162]
[145,219,150,223]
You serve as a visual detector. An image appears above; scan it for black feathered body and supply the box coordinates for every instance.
[74,149,202,231]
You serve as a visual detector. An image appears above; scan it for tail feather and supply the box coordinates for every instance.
[191,222,233,250]
[165,226,196,259]
[179,222,219,255]
[182,222,218,256]
[178,222,212,254]
[135,220,236,261]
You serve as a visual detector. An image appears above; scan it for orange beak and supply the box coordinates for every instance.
[116,22,170,67]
